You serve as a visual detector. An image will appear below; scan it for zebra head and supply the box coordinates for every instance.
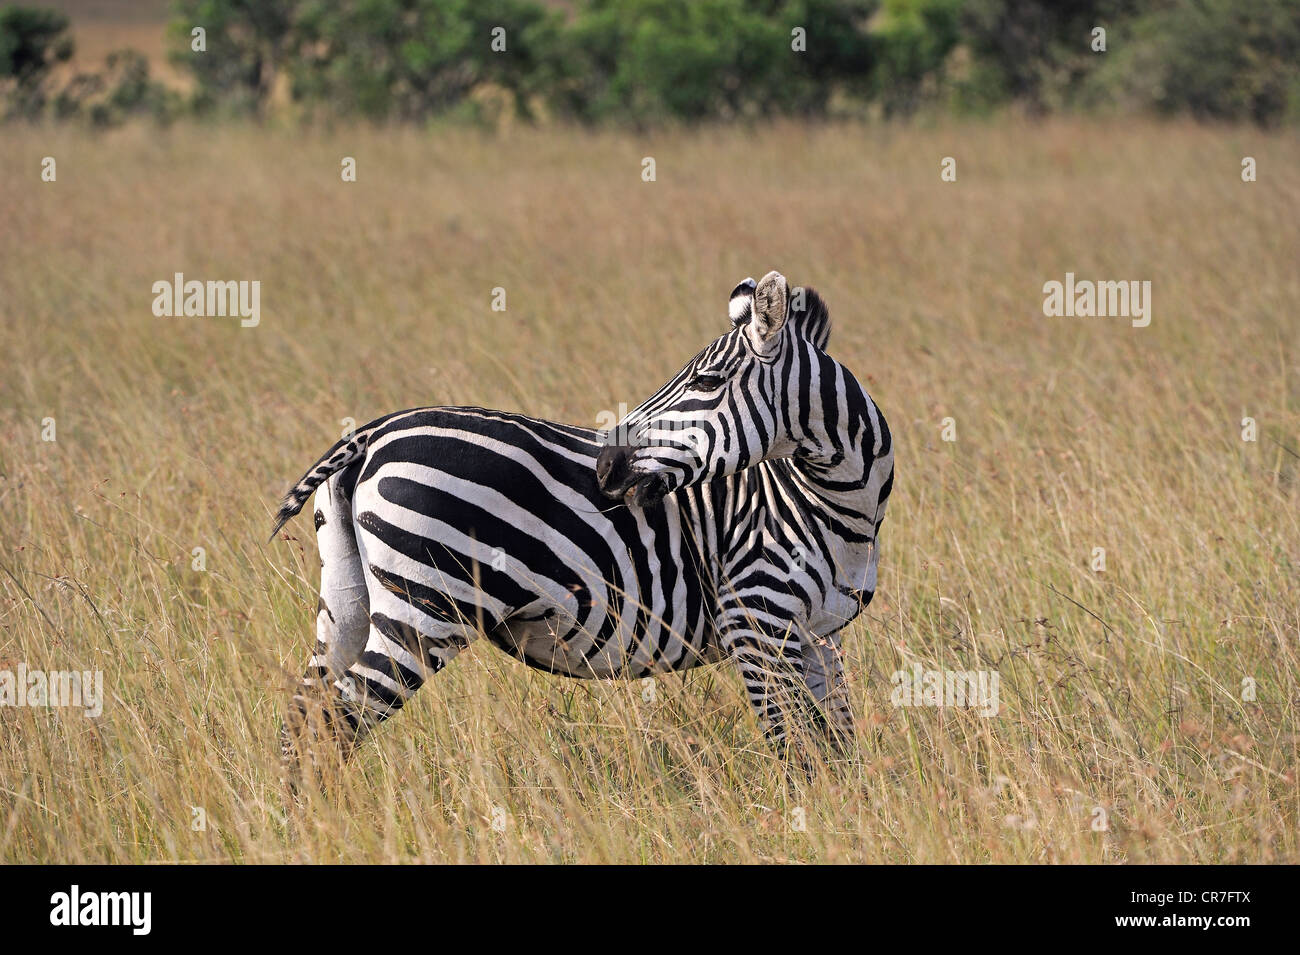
[597,270,833,507]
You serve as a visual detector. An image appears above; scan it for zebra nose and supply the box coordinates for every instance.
[597,444,635,498]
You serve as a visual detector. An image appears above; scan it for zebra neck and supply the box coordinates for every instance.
[786,374,883,540]
[786,455,879,540]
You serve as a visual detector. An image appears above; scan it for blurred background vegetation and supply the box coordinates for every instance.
[3,0,1298,127]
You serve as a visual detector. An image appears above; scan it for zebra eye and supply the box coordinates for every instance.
[689,373,727,392]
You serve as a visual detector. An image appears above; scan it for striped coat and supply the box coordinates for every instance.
[275,271,893,768]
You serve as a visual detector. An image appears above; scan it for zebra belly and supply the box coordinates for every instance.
[489,602,716,680]
[488,616,621,678]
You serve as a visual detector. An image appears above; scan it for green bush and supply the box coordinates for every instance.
[1087,0,1300,127]
[954,0,1145,114]
[869,0,962,116]
[165,0,881,123]
[168,0,296,115]
[0,5,73,119]
[49,50,179,125]
[148,0,1300,126]
[551,0,877,122]
[240,0,561,121]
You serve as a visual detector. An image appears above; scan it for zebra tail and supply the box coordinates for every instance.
[268,428,372,541]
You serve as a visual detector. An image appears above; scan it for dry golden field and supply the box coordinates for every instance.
[1,117,1298,863]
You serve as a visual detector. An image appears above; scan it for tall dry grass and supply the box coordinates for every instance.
[1,117,1297,862]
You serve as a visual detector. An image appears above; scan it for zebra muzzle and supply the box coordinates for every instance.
[597,443,636,499]
[596,444,671,507]
[626,472,671,508]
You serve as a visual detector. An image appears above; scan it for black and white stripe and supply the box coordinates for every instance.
[276,270,893,769]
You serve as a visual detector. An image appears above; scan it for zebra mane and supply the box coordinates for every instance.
[789,286,831,351]
[728,277,831,351]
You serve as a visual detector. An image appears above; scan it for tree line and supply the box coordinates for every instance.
[3,0,1297,127]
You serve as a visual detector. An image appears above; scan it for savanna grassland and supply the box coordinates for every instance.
[1,117,1297,863]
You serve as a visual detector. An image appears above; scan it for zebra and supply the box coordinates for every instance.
[273,270,893,773]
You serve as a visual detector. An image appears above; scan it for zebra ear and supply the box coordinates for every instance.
[728,277,757,327]
[746,270,789,354]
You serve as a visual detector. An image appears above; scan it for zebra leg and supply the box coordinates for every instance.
[716,613,812,757]
[323,577,482,757]
[801,632,856,753]
[281,474,369,786]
